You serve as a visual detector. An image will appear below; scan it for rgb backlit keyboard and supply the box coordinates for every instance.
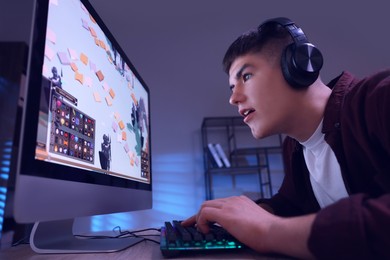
[160,220,245,258]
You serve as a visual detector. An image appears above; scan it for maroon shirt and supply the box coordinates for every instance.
[259,70,390,259]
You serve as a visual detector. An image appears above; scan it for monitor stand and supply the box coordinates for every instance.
[30,219,144,254]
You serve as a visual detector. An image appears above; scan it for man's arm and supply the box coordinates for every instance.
[307,193,390,259]
[267,213,316,259]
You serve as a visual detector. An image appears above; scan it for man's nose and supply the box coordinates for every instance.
[229,88,242,106]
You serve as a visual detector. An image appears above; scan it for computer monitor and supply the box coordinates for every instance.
[13,0,152,253]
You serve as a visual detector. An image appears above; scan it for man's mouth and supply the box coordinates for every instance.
[241,109,255,117]
[241,109,255,119]
[243,110,253,116]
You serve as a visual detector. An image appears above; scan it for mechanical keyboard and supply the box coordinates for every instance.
[160,220,245,258]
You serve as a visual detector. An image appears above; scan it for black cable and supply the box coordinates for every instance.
[73,226,161,245]
[11,236,30,247]
[11,226,161,247]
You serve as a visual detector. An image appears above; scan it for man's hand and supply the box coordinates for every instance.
[181,195,315,259]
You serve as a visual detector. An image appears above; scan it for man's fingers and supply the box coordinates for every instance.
[196,206,220,233]
[183,197,247,233]
[181,215,196,226]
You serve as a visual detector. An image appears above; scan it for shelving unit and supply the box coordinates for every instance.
[201,117,283,200]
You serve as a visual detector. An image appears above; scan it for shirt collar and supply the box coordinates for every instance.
[322,71,356,133]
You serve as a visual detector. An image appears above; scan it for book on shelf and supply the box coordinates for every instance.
[207,143,223,168]
[214,143,231,168]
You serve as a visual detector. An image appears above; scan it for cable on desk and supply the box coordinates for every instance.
[11,236,30,247]
[10,227,162,248]
[74,226,161,244]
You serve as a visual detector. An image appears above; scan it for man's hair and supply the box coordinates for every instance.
[222,22,292,74]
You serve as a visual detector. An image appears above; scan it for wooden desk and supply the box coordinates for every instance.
[0,240,288,259]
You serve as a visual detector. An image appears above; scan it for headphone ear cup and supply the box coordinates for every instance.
[281,43,322,89]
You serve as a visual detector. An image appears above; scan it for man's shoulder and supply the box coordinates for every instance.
[364,69,390,89]
[329,69,390,99]
[330,69,390,88]
[349,69,390,97]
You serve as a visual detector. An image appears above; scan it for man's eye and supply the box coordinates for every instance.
[243,73,252,82]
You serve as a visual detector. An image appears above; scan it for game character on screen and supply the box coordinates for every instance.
[49,66,62,89]
[99,134,111,171]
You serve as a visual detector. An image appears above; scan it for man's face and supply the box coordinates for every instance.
[228,53,294,139]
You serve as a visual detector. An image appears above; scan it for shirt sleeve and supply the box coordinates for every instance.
[308,193,390,259]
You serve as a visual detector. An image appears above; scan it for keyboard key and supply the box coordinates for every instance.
[164,221,177,246]
[172,221,192,242]
[186,226,203,241]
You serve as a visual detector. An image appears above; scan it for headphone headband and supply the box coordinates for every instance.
[259,17,308,44]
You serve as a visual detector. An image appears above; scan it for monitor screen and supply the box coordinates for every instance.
[36,0,151,186]
[13,0,152,253]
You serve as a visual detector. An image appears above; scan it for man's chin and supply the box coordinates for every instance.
[251,129,263,140]
[251,127,272,140]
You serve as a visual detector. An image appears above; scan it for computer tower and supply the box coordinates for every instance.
[0,41,29,248]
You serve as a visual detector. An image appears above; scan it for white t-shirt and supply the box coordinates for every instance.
[300,120,349,208]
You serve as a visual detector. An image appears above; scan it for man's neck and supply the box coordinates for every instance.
[288,81,331,142]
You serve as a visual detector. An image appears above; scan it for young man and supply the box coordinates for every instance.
[182,17,390,259]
